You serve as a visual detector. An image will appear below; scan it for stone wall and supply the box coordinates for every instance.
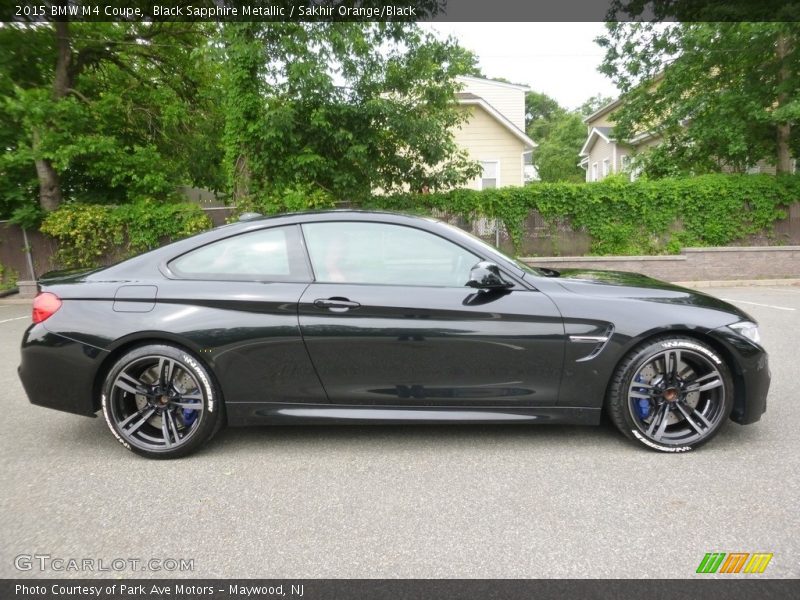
[521,246,800,282]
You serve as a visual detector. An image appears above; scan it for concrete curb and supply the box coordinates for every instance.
[673,279,800,289]
[0,297,32,305]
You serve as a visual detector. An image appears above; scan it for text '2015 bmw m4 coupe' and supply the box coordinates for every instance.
[19,211,769,458]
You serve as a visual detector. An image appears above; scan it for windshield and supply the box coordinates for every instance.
[436,221,550,277]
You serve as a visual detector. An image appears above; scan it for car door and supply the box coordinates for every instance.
[298,221,565,406]
[158,224,327,406]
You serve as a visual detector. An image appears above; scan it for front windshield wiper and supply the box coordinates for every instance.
[536,266,561,278]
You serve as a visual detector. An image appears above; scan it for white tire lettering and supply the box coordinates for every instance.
[660,340,722,365]
[182,354,214,412]
[632,430,692,452]
[102,392,131,450]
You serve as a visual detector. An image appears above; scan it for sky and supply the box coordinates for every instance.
[420,22,620,110]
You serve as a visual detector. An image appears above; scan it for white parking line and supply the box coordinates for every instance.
[721,298,796,311]
[0,316,28,324]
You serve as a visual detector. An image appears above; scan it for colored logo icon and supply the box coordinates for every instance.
[696,552,773,574]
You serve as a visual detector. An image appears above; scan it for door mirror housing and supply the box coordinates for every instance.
[466,262,513,289]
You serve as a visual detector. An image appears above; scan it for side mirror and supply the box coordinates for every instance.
[466,261,513,289]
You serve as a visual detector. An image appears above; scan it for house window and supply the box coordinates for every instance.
[621,155,634,181]
[591,162,598,182]
[480,161,499,189]
[602,158,610,178]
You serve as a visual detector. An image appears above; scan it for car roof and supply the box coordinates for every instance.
[225,209,439,228]
[95,209,526,281]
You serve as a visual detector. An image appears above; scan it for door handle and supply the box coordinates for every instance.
[313,297,361,311]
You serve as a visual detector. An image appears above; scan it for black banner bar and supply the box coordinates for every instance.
[3,0,800,23]
[2,579,800,600]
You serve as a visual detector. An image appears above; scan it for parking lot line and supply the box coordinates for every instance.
[721,298,796,311]
[0,316,27,324]
[763,287,800,294]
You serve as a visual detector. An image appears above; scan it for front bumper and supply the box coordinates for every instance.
[709,326,770,425]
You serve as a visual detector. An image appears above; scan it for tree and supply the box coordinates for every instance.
[525,91,565,141]
[579,93,614,118]
[597,22,800,176]
[0,20,225,217]
[533,112,587,183]
[221,22,481,209]
[523,91,605,183]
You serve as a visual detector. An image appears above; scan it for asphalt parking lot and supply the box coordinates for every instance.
[1,284,798,579]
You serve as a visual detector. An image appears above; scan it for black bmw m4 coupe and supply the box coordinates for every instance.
[19,211,769,458]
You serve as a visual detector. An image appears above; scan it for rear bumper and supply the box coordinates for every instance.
[18,324,108,417]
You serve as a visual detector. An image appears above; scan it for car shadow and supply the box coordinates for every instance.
[54,410,765,459]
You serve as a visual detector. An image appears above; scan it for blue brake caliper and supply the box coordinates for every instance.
[182,400,200,427]
[633,374,652,420]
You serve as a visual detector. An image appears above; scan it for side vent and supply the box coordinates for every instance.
[569,324,614,362]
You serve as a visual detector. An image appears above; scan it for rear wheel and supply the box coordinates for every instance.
[607,336,733,452]
[101,344,222,459]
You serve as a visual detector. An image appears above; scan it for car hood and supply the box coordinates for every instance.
[541,268,753,321]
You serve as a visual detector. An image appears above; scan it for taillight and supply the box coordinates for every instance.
[32,292,62,324]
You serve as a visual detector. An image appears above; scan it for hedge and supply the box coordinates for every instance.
[40,199,212,268]
[38,174,800,268]
[364,174,800,255]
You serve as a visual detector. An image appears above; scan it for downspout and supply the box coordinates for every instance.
[21,228,37,281]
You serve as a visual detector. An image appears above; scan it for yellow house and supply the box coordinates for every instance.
[453,76,537,189]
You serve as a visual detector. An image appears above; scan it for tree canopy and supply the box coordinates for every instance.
[0,20,480,220]
[597,22,799,177]
[222,22,480,211]
[0,21,225,222]
[524,91,611,183]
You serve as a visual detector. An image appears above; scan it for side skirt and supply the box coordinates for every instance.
[225,403,602,427]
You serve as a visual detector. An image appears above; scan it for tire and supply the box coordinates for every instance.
[606,336,734,453]
[101,344,223,459]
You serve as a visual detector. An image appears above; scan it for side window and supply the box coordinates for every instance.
[169,225,309,282]
[302,222,480,287]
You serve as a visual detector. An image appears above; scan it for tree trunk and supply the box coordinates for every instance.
[776,31,792,174]
[232,154,251,203]
[35,19,71,212]
[33,130,62,212]
[53,20,71,99]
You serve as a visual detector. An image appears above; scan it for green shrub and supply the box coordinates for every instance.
[0,262,19,291]
[368,174,799,255]
[41,200,212,268]
[230,183,337,220]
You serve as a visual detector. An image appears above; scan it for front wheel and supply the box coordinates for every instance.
[101,344,223,459]
[607,336,733,452]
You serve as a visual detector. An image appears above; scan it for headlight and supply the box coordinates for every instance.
[729,321,761,344]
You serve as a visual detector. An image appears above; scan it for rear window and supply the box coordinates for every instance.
[169,225,310,282]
